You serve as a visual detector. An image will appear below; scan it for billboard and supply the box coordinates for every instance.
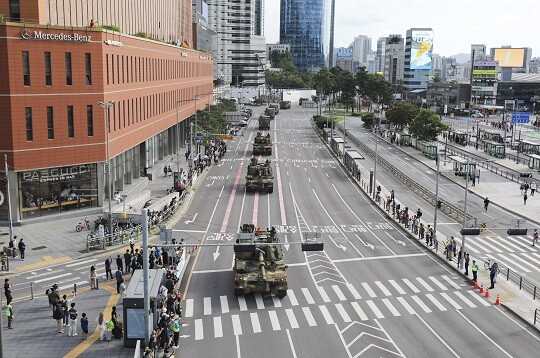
[493,48,526,68]
[410,30,434,70]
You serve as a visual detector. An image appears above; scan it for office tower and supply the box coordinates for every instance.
[376,37,386,73]
[351,35,372,65]
[384,35,404,85]
[404,28,434,90]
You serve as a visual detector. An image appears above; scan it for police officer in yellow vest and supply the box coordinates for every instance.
[471,260,478,282]
[171,314,181,348]
[5,302,13,329]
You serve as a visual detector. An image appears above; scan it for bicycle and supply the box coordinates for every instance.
[484,259,500,274]
[76,217,91,232]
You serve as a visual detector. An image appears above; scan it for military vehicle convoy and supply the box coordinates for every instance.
[258,115,271,130]
[280,100,291,109]
[264,107,276,119]
[268,103,280,115]
[245,158,274,193]
[253,132,272,155]
[233,224,288,298]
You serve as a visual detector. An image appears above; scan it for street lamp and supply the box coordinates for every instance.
[193,96,201,160]
[99,100,118,239]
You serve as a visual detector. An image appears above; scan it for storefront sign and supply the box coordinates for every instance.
[21,165,93,183]
[105,39,123,47]
[21,29,91,42]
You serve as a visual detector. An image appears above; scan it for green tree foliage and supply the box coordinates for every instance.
[361,113,376,128]
[195,99,237,137]
[339,72,357,113]
[432,74,443,83]
[270,50,289,68]
[265,51,314,89]
[385,102,420,130]
[313,67,335,96]
[408,109,450,141]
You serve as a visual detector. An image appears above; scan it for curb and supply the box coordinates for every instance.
[499,303,539,331]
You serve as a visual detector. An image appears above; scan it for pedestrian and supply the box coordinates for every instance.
[18,238,26,260]
[53,302,64,333]
[130,258,137,275]
[90,265,97,289]
[464,253,470,276]
[533,229,539,247]
[531,182,537,196]
[489,261,499,289]
[456,249,462,268]
[4,278,12,305]
[124,249,132,273]
[116,254,123,273]
[129,237,135,253]
[67,302,78,336]
[471,174,476,187]
[81,313,89,340]
[96,312,106,341]
[163,166,168,177]
[10,236,17,259]
[419,223,425,240]
[60,294,69,326]
[484,197,489,212]
[115,269,123,294]
[120,280,127,298]
[390,190,395,202]
[5,302,13,329]
[525,182,530,194]
[48,284,60,309]
[171,315,181,348]
[524,193,528,205]
[105,256,113,280]
[472,260,479,281]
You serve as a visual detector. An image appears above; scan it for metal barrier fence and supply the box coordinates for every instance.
[535,309,539,325]
[498,264,539,302]
[2,281,80,303]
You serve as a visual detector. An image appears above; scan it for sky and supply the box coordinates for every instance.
[265,0,538,57]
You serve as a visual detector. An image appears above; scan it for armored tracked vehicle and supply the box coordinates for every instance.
[245,158,274,193]
[234,224,288,297]
[258,115,271,130]
[268,103,280,115]
[253,132,272,155]
[280,101,291,109]
[264,107,276,119]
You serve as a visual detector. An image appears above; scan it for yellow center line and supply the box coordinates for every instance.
[63,284,120,358]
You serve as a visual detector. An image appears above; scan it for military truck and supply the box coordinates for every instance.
[253,132,272,155]
[268,103,280,115]
[264,107,276,119]
[245,158,274,193]
[234,224,288,297]
[280,101,291,109]
[258,115,271,130]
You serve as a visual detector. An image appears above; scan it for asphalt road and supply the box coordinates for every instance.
[176,106,540,357]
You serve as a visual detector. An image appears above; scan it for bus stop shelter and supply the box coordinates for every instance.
[483,140,505,158]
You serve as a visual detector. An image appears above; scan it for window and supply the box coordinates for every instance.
[47,106,54,139]
[85,53,92,85]
[25,107,33,141]
[44,52,52,86]
[67,106,74,138]
[22,51,30,86]
[65,53,72,85]
[86,105,94,136]
[9,0,21,21]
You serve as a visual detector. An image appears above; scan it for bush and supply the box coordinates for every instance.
[313,115,333,130]
[361,113,376,128]
[135,32,149,39]
[102,25,121,32]
[350,112,362,117]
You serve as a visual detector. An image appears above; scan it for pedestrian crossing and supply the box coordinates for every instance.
[183,275,493,341]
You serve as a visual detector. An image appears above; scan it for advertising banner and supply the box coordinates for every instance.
[493,48,525,68]
[410,30,434,70]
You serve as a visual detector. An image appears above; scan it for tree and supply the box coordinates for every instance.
[408,109,450,141]
[432,74,443,83]
[339,72,357,113]
[313,67,335,97]
[361,113,376,128]
[385,102,420,130]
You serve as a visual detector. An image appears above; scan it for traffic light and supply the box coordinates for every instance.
[301,243,324,251]
[460,228,481,235]
[507,229,528,235]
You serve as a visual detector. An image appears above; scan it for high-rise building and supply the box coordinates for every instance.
[0,1,213,222]
[376,37,386,73]
[192,1,217,54]
[266,43,291,66]
[471,44,487,61]
[384,35,404,85]
[471,60,498,107]
[404,28,434,90]
[350,35,372,65]
[206,0,266,87]
[280,0,334,72]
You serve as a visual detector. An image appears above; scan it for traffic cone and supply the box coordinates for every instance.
[479,284,484,294]
[495,294,500,305]
[474,280,478,289]
[485,289,490,299]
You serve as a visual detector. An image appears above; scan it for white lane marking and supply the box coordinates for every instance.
[495,255,528,273]
[441,275,462,289]
[255,293,265,309]
[351,301,369,320]
[204,297,212,315]
[426,294,447,311]
[485,237,515,253]
[416,277,435,292]
[250,312,262,333]
[287,289,299,306]
[467,290,491,307]
[381,298,401,316]
[366,300,385,319]
[26,269,65,279]
[402,278,421,293]
[388,280,407,295]
[232,314,242,336]
[269,310,281,331]
[214,317,223,338]
[429,276,448,291]
[319,305,334,324]
[332,285,347,301]
[301,288,315,304]
[506,236,537,251]
[65,258,98,267]
[286,329,298,358]
[346,283,362,299]
[302,307,317,327]
[440,292,463,310]
[220,295,229,314]
[467,238,494,253]
[396,297,417,315]
[285,308,300,329]
[317,286,331,303]
[508,253,539,271]
[185,299,194,318]
[195,319,203,340]
[237,295,248,311]
[34,272,71,283]
[454,291,476,308]
[411,295,432,313]
[361,282,377,298]
[332,252,427,263]
[522,253,540,268]
[375,281,392,296]
[413,313,461,358]
[335,303,352,322]
[58,280,88,291]
[272,296,283,308]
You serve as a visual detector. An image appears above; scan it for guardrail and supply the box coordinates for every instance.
[498,264,539,302]
[535,309,539,325]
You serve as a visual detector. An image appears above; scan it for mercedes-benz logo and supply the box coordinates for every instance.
[21,29,31,39]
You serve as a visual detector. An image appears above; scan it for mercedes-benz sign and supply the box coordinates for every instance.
[20,29,91,42]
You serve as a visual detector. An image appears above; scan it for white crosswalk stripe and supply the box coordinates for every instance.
[237,296,248,312]
[402,278,420,293]
[272,296,283,308]
[255,293,265,309]
[317,286,331,303]
[204,297,212,315]
[250,313,262,333]
[515,236,536,250]
[58,280,88,291]
[302,307,317,326]
[34,272,71,284]
[220,295,229,314]
[508,253,538,271]
[287,289,299,306]
[505,236,535,251]
[467,290,491,307]
[426,294,447,311]
[26,270,66,279]
[361,282,377,298]
[347,283,362,299]
[496,255,531,273]
[335,303,352,322]
[375,281,392,296]
[185,299,194,318]
[454,291,476,308]
[214,317,223,338]
[351,301,369,321]
[285,309,299,328]
[66,258,98,268]
[461,241,481,253]
[441,275,462,290]
[411,295,432,313]
[440,292,462,310]
[522,253,540,267]
[269,310,281,331]
[415,277,435,292]
[396,296,416,315]
[319,305,334,324]
[496,237,525,251]
[468,239,495,253]
[366,300,384,319]
[485,238,515,253]
[388,280,406,295]
[428,276,447,291]
[381,298,400,316]
[301,288,315,304]
[231,314,242,335]
[195,319,204,340]
[332,285,347,301]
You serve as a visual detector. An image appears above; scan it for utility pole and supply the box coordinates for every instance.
[142,209,150,344]
[433,153,441,251]
[99,100,117,239]
[4,155,13,245]
[460,157,471,269]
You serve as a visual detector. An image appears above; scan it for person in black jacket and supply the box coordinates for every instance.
[116,254,123,273]
[18,238,26,261]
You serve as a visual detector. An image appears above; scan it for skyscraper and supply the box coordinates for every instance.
[384,35,404,85]
[280,0,335,72]
[351,35,372,65]
[404,28,434,90]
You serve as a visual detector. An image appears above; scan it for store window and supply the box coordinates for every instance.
[19,164,98,219]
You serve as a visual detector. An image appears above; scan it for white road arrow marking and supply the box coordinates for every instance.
[385,232,406,246]
[329,235,347,251]
[179,335,191,339]
[213,245,220,261]
[355,233,375,249]
[284,234,290,251]
[206,180,215,187]
[185,213,198,225]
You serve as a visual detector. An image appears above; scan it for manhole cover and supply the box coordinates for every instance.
[32,246,47,250]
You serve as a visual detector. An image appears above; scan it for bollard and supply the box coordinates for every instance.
[31,281,34,300]
[96,278,99,290]
[74,283,77,295]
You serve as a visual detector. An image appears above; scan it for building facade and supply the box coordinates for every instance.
[266,43,291,66]
[384,35,404,85]
[426,83,471,114]
[404,28,434,90]
[0,15,213,222]
[471,60,499,107]
[280,0,333,72]
[350,35,371,65]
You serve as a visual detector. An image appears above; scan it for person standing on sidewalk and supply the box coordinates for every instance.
[5,302,13,329]
[96,312,106,341]
[90,265,97,290]
[48,284,60,309]
[484,197,490,212]
[115,268,124,294]
[105,256,113,280]
[60,294,69,326]
[81,313,89,340]
[4,278,13,305]
[531,182,537,196]
[124,249,132,273]
[67,302,78,336]
[10,236,17,259]
[116,254,123,273]
[489,261,499,289]
[17,239,26,261]
[171,315,181,348]
[524,192,528,205]
[464,253,470,276]
[53,302,64,333]
[471,260,478,281]
[129,237,135,254]
[533,229,539,246]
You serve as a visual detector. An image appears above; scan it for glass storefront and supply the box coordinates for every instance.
[19,163,98,219]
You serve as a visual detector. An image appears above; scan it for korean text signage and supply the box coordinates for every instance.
[410,30,434,70]
[21,29,91,42]
[21,164,93,183]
